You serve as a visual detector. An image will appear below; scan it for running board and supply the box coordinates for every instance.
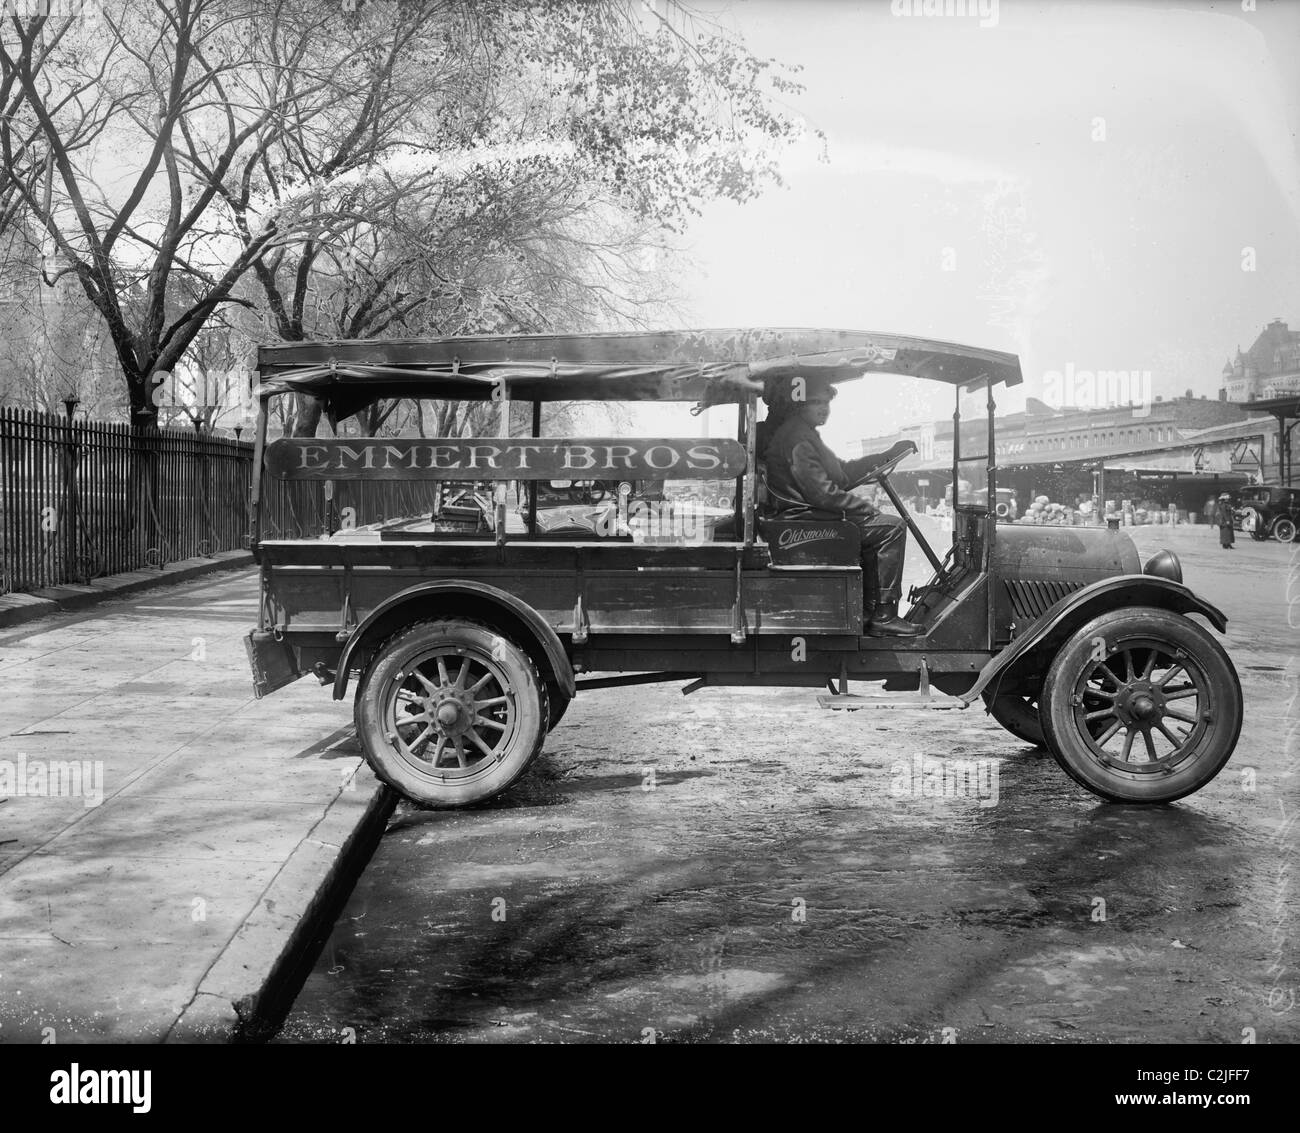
[817,657,970,711]
[817,692,968,711]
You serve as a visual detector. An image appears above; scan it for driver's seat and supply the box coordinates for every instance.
[755,460,862,567]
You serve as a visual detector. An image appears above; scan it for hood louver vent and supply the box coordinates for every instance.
[1004,578,1082,622]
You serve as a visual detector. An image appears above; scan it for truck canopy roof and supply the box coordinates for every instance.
[255,329,1022,418]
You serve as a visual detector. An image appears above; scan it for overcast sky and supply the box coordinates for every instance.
[675,0,1300,450]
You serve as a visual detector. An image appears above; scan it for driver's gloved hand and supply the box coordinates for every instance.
[886,440,918,461]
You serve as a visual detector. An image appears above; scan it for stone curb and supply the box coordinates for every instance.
[165,764,397,1043]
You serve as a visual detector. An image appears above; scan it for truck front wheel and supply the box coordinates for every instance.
[355,619,548,808]
[982,691,1045,747]
[1040,608,1241,803]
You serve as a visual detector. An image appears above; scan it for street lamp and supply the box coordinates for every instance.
[233,425,244,441]
[62,394,80,422]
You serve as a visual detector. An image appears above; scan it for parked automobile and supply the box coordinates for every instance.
[1235,484,1299,543]
[961,485,1018,519]
[245,329,1242,809]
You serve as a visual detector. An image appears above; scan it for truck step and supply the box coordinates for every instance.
[817,692,970,711]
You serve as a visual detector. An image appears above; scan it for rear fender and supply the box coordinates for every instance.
[961,575,1228,704]
[332,580,575,701]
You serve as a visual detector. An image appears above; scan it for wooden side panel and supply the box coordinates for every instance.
[262,563,861,637]
[583,572,734,633]
[747,573,861,634]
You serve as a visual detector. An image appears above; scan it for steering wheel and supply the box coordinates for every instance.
[848,446,914,490]
[589,482,608,503]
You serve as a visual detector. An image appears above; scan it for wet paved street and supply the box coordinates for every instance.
[277,520,1299,1043]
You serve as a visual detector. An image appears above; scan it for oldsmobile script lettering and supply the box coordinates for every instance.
[776,526,842,548]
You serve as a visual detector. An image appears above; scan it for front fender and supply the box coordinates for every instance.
[332,580,575,701]
[962,575,1227,704]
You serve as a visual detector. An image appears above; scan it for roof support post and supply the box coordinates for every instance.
[250,396,268,553]
[742,393,757,547]
[527,400,541,536]
[951,384,960,537]
[494,381,510,546]
[985,375,997,653]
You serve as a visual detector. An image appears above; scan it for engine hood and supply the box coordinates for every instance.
[993,523,1141,583]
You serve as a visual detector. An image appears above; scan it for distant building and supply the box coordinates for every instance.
[854,393,1253,469]
[1221,318,1300,403]
[850,335,1289,515]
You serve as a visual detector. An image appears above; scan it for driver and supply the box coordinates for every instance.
[762,376,921,637]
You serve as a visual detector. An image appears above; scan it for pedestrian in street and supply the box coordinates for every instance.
[1217,493,1235,549]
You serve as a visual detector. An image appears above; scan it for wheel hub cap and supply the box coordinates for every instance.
[436,702,463,729]
[1115,681,1164,725]
[1130,694,1157,720]
[431,691,474,736]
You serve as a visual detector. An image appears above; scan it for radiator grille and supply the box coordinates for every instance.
[1004,578,1082,622]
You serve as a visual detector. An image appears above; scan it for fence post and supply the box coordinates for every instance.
[62,411,79,583]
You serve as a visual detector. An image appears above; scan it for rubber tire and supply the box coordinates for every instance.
[355,619,548,808]
[1273,517,1296,543]
[546,681,572,731]
[1040,608,1241,804]
[982,691,1046,747]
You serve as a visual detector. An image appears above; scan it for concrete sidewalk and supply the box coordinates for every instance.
[0,570,394,1042]
[0,549,254,630]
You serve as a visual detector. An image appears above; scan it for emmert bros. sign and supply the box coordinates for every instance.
[264,437,748,480]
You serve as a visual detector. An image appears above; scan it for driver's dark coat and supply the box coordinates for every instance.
[762,416,885,521]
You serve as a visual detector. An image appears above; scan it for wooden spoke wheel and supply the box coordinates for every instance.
[355,619,547,807]
[1041,609,1241,803]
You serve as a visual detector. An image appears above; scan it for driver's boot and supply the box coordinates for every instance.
[867,599,923,637]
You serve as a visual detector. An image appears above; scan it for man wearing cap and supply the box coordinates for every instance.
[762,376,922,636]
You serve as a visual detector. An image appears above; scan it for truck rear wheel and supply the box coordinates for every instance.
[1040,608,1241,803]
[355,619,548,808]
[982,691,1045,747]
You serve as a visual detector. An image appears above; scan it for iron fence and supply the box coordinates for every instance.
[0,407,253,594]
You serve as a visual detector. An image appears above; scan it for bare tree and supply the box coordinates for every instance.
[0,221,119,415]
[235,0,807,436]
[0,0,468,424]
[0,0,811,433]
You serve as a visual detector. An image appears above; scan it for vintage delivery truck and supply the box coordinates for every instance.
[245,329,1242,808]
